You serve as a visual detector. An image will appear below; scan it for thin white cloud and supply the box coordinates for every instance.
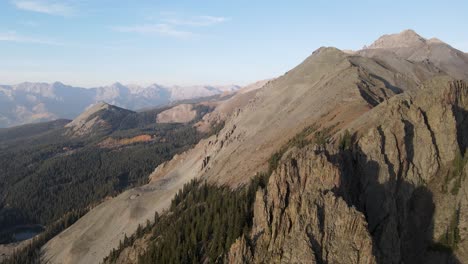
[113,24,194,38]
[115,14,228,39]
[0,31,62,45]
[12,0,73,16]
[162,16,229,27]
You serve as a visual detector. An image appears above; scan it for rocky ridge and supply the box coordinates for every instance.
[227,79,468,263]
[198,45,443,186]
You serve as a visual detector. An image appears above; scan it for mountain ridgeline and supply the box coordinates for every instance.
[0,82,240,128]
[2,30,468,264]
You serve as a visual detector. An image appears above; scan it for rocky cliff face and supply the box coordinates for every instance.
[349,78,467,264]
[245,147,376,264]
[228,79,468,264]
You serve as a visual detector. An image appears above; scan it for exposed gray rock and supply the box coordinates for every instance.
[234,147,376,264]
[348,78,468,263]
[228,78,468,264]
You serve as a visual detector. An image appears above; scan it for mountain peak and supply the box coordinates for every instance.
[366,29,426,49]
[52,81,65,86]
[400,28,419,36]
[92,101,111,109]
[313,46,343,55]
[64,102,133,137]
[110,82,125,88]
[65,102,111,127]
[427,37,444,44]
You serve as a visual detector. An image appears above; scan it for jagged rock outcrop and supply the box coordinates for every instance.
[225,235,254,264]
[228,78,468,264]
[227,147,376,264]
[347,78,468,263]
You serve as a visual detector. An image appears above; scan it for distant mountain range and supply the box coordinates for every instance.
[0,82,240,128]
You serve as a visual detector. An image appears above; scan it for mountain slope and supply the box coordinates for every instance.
[64,102,135,137]
[199,46,442,186]
[0,119,70,144]
[41,31,468,264]
[99,78,468,264]
[156,104,197,124]
[232,78,467,264]
[0,101,220,262]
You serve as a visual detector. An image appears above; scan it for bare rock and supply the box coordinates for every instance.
[239,147,376,264]
[156,104,197,123]
[225,235,253,264]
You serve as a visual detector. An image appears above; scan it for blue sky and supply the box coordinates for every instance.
[0,0,467,87]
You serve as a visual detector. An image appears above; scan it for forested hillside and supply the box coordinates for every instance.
[0,104,214,246]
